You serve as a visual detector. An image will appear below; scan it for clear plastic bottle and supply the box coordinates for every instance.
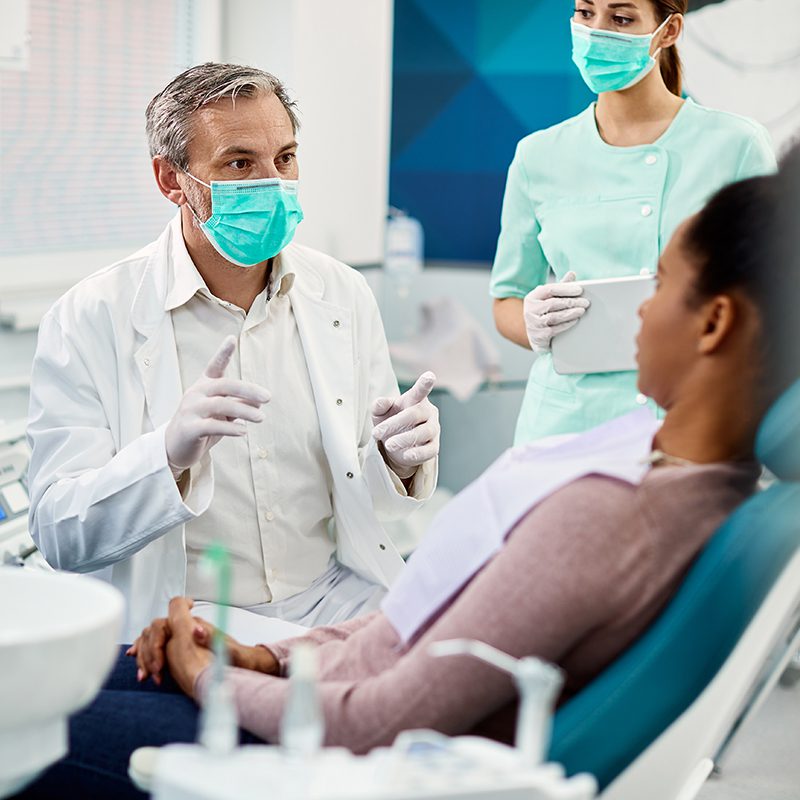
[384,207,424,294]
[279,644,324,757]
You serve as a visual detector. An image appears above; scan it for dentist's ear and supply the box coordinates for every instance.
[152,156,187,205]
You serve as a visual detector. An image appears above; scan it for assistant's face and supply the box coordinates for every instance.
[572,0,661,32]
[179,91,299,219]
[635,218,704,409]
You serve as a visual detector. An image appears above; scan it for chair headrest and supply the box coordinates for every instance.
[756,379,800,480]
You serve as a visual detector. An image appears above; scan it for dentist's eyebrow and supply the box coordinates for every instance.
[216,146,260,158]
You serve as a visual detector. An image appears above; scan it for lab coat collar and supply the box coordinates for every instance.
[164,214,207,312]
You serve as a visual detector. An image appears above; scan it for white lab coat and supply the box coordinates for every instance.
[27,217,436,641]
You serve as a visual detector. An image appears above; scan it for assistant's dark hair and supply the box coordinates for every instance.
[650,0,687,97]
[684,142,800,400]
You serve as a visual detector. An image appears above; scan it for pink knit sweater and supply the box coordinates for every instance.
[196,461,758,753]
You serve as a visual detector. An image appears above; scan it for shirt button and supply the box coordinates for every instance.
[641,204,653,217]
[645,154,657,165]
[336,398,343,406]
[379,544,386,551]
[333,320,340,328]
[143,358,151,367]
[346,471,354,479]
[258,447,268,459]
[264,510,275,522]
[636,393,648,405]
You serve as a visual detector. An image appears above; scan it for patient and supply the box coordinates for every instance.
[19,146,800,799]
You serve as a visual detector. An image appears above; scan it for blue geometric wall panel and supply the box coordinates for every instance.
[390,0,594,263]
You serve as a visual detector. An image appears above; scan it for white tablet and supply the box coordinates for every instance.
[551,274,655,375]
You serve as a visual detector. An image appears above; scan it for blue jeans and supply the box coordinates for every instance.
[14,646,264,800]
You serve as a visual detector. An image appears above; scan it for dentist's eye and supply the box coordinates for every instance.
[229,159,250,170]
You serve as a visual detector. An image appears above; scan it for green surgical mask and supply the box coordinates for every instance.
[185,172,304,267]
[570,15,672,94]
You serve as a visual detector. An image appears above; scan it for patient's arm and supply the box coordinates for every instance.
[196,477,644,752]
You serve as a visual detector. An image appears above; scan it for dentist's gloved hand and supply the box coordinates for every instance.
[164,335,270,478]
[523,271,590,353]
[371,372,440,480]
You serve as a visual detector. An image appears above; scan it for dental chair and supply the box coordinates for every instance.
[548,378,800,800]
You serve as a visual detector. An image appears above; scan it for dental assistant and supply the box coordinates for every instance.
[491,0,776,444]
[26,63,440,642]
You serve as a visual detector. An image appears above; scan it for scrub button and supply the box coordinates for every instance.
[645,154,657,165]
[336,398,343,406]
[641,204,653,217]
[346,471,354,479]
[264,510,275,522]
[636,393,648,405]
[258,447,268,459]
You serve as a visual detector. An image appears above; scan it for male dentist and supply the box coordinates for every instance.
[27,63,439,641]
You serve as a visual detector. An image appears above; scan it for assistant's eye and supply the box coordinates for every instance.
[278,152,297,167]
[613,14,634,26]
[574,8,592,20]
[228,159,250,171]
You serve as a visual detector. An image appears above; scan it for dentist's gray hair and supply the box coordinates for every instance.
[145,62,299,169]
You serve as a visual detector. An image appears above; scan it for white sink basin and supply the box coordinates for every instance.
[0,568,124,797]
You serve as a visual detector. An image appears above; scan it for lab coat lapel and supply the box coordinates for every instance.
[284,248,357,467]
[130,222,184,430]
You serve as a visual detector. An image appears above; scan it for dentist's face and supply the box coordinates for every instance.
[179,91,299,221]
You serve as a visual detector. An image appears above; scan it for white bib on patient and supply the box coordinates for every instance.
[382,408,661,644]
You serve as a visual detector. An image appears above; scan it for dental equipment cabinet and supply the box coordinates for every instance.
[0,419,47,571]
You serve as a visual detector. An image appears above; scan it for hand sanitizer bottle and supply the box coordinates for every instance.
[280,644,324,757]
[383,207,424,339]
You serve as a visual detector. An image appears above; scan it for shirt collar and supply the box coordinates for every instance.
[164,214,297,310]
[270,252,296,298]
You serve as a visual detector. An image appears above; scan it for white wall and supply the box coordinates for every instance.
[222,0,394,265]
[682,0,800,155]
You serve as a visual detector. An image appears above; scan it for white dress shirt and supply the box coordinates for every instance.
[169,249,338,606]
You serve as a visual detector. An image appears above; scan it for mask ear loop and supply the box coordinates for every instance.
[651,14,674,60]
[181,170,211,225]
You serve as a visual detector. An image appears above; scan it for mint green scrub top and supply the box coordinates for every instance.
[490,99,776,444]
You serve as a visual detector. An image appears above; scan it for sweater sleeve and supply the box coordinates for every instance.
[266,612,380,675]
[207,478,640,752]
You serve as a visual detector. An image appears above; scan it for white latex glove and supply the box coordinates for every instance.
[523,271,590,353]
[164,335,270,477]
[371,372,440,480]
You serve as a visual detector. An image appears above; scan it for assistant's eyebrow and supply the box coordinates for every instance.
[277,140,299,154]
[608,2,639,8]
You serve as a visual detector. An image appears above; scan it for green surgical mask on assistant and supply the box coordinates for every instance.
[570,15,672,94]
[184,172,304,267]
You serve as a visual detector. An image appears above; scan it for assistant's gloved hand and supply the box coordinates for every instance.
[371,372,440,480]
[523,271,590,352]
[164,335,270,478]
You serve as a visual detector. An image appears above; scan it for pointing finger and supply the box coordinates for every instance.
[399,371,436,409]
[204,335,237,380]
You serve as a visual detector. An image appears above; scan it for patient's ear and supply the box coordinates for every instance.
[697,295,736,355]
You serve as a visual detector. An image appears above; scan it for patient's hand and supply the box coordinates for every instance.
[127,616,172,685]
[191,619,279,676]
[127,597,279,687]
